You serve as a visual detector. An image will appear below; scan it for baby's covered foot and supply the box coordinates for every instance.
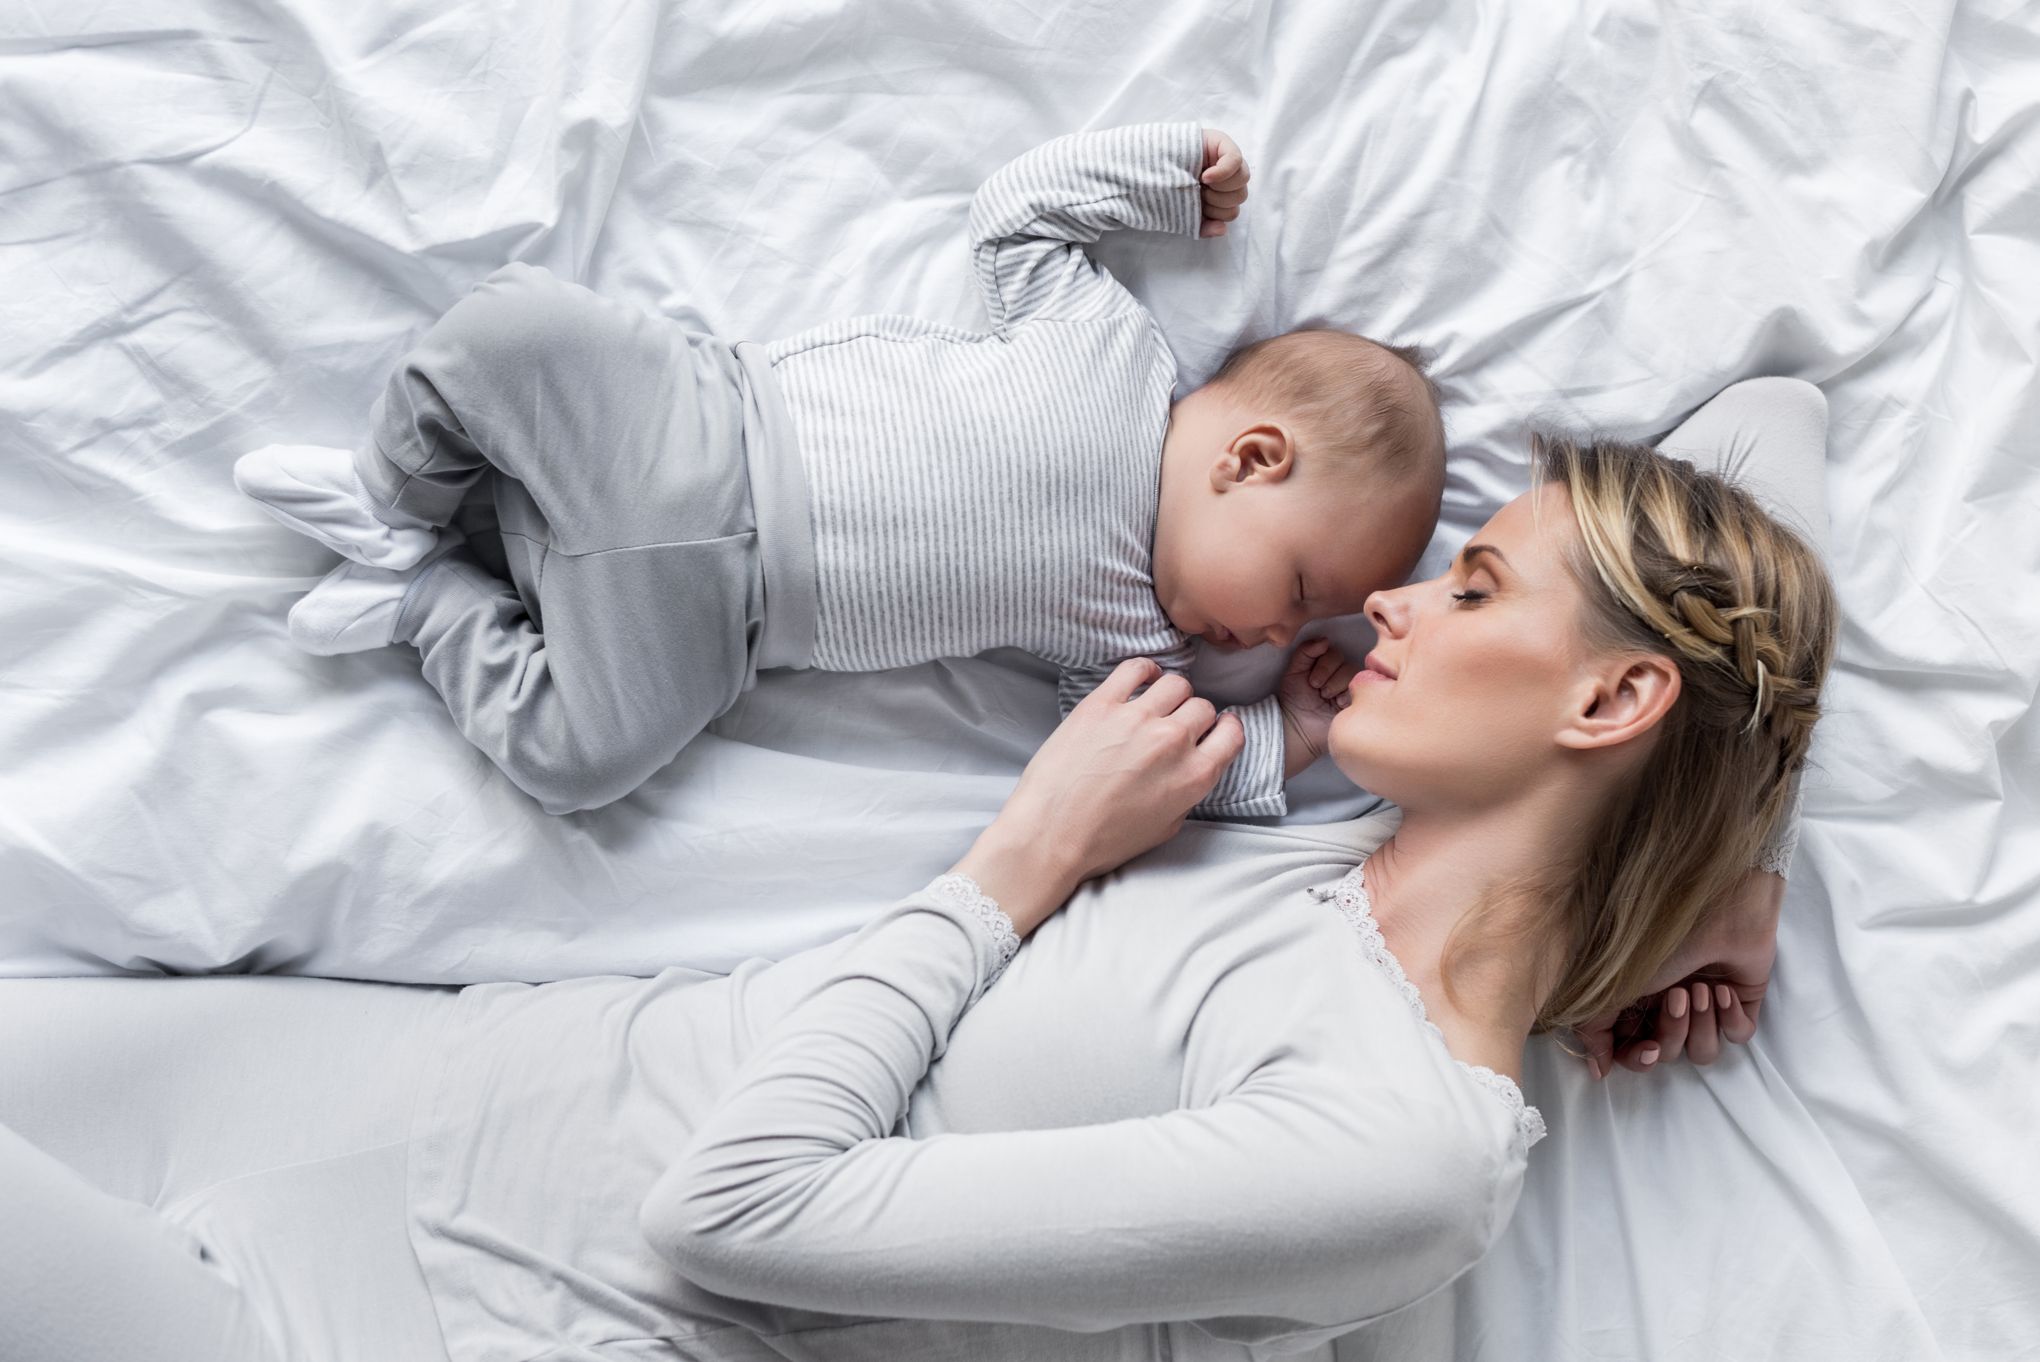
[235,443,439,569]
[287,531,463,656]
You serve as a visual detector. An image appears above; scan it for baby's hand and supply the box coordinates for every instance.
[1199,128,1250,238]
[1276,638,1357,777]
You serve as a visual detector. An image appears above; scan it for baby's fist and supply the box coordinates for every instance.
[1276,638,1356,777]
[1199,128,1250,238]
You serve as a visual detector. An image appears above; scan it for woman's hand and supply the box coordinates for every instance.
[954,659,1245,937]
[1199,129,1250,238]
[1277,639,1358,777]
[1578,869,1782,1076]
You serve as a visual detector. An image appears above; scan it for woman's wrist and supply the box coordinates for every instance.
[951,818,1083,938]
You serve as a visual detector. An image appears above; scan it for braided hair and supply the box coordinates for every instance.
[1521,434,1837,1031]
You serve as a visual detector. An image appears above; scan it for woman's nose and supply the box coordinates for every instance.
[1364,588,1408,638]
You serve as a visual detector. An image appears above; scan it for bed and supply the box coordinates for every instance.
[2,1,2035,1357]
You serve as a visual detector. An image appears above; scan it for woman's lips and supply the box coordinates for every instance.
[1351,653,1398,689]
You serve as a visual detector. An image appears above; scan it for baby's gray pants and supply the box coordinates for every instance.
[359,263,813,814]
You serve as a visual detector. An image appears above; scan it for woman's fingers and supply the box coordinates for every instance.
[1194,710,1246,774]
[1685,981,1723,1064]
[1092,657,1161,706]
[1166,695,1218,737]
[1576,1014,1617,1080]
[1134,671,1194,715]
[1717,986,1758,1045]
[1653,986,1692,1064]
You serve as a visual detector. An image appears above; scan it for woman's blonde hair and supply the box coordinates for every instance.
[1522,434,1839,1032]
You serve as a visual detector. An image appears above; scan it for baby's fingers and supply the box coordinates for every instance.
[1286,638,1330,676]
[1321,659,1359,702]
[1201,151,1245,188]
[1306,647,1343,689]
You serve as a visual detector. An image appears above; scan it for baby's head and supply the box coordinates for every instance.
[1153,329,1447,650]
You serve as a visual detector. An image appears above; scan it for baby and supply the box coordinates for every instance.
[236,123,1445,816]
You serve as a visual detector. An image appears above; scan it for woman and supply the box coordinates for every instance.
[0,379,1836,1362]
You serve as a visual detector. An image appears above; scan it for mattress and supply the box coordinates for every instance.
[1,1,2034,1357]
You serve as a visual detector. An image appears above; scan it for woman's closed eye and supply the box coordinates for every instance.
[1450,588,1491,606]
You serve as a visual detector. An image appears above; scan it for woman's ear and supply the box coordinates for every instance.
[1210,423,1296,491]
[1556,653,1681,752]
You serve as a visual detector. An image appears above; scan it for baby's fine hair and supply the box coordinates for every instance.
[1210,329,1446,483]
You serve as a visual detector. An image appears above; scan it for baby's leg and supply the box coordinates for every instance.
[232,263,585,569]
[393,535,757,814]
[344,264,761,810]
[360,261,751,545]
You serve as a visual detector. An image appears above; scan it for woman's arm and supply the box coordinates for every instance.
[641,661,1498,1336]
[643,908,1491,1335]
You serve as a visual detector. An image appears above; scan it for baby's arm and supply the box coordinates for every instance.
[969,124,1247,334]
[1057,660,1287,819]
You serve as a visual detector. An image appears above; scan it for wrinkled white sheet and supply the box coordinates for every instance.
[1,1,2034,1357]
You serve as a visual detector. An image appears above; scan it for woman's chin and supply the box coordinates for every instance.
[1325,705,1377,786]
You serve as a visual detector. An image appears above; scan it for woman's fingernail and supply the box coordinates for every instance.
[1695,986,1710,1013]
[1716,984,1733,1010]
[1668,990,1688,1019]
[1640,1045,1659,1066]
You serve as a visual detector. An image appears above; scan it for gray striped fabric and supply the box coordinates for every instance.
[765,123,1285,817]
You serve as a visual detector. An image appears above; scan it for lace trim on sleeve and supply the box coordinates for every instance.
[928,874,1022,982]
[1311,867,1547,1154]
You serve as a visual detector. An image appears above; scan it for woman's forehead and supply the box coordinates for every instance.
[1470,485,1575,571]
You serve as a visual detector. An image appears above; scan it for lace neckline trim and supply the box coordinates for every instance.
[1312,862,1548,1152]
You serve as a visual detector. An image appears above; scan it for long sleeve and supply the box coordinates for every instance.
[1654,377,1831,874]
[1057,661,1289,820]
[968,122,1204,334]
[641,877,1496,1344]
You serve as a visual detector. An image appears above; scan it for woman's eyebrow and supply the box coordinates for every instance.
[1459,543,1509,572]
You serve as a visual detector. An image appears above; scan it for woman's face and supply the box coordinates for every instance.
[1329,484,1608,810]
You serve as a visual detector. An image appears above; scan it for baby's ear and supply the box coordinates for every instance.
[1218,423,1296,488]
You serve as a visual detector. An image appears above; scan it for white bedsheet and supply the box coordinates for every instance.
[2,1,2034,1357]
